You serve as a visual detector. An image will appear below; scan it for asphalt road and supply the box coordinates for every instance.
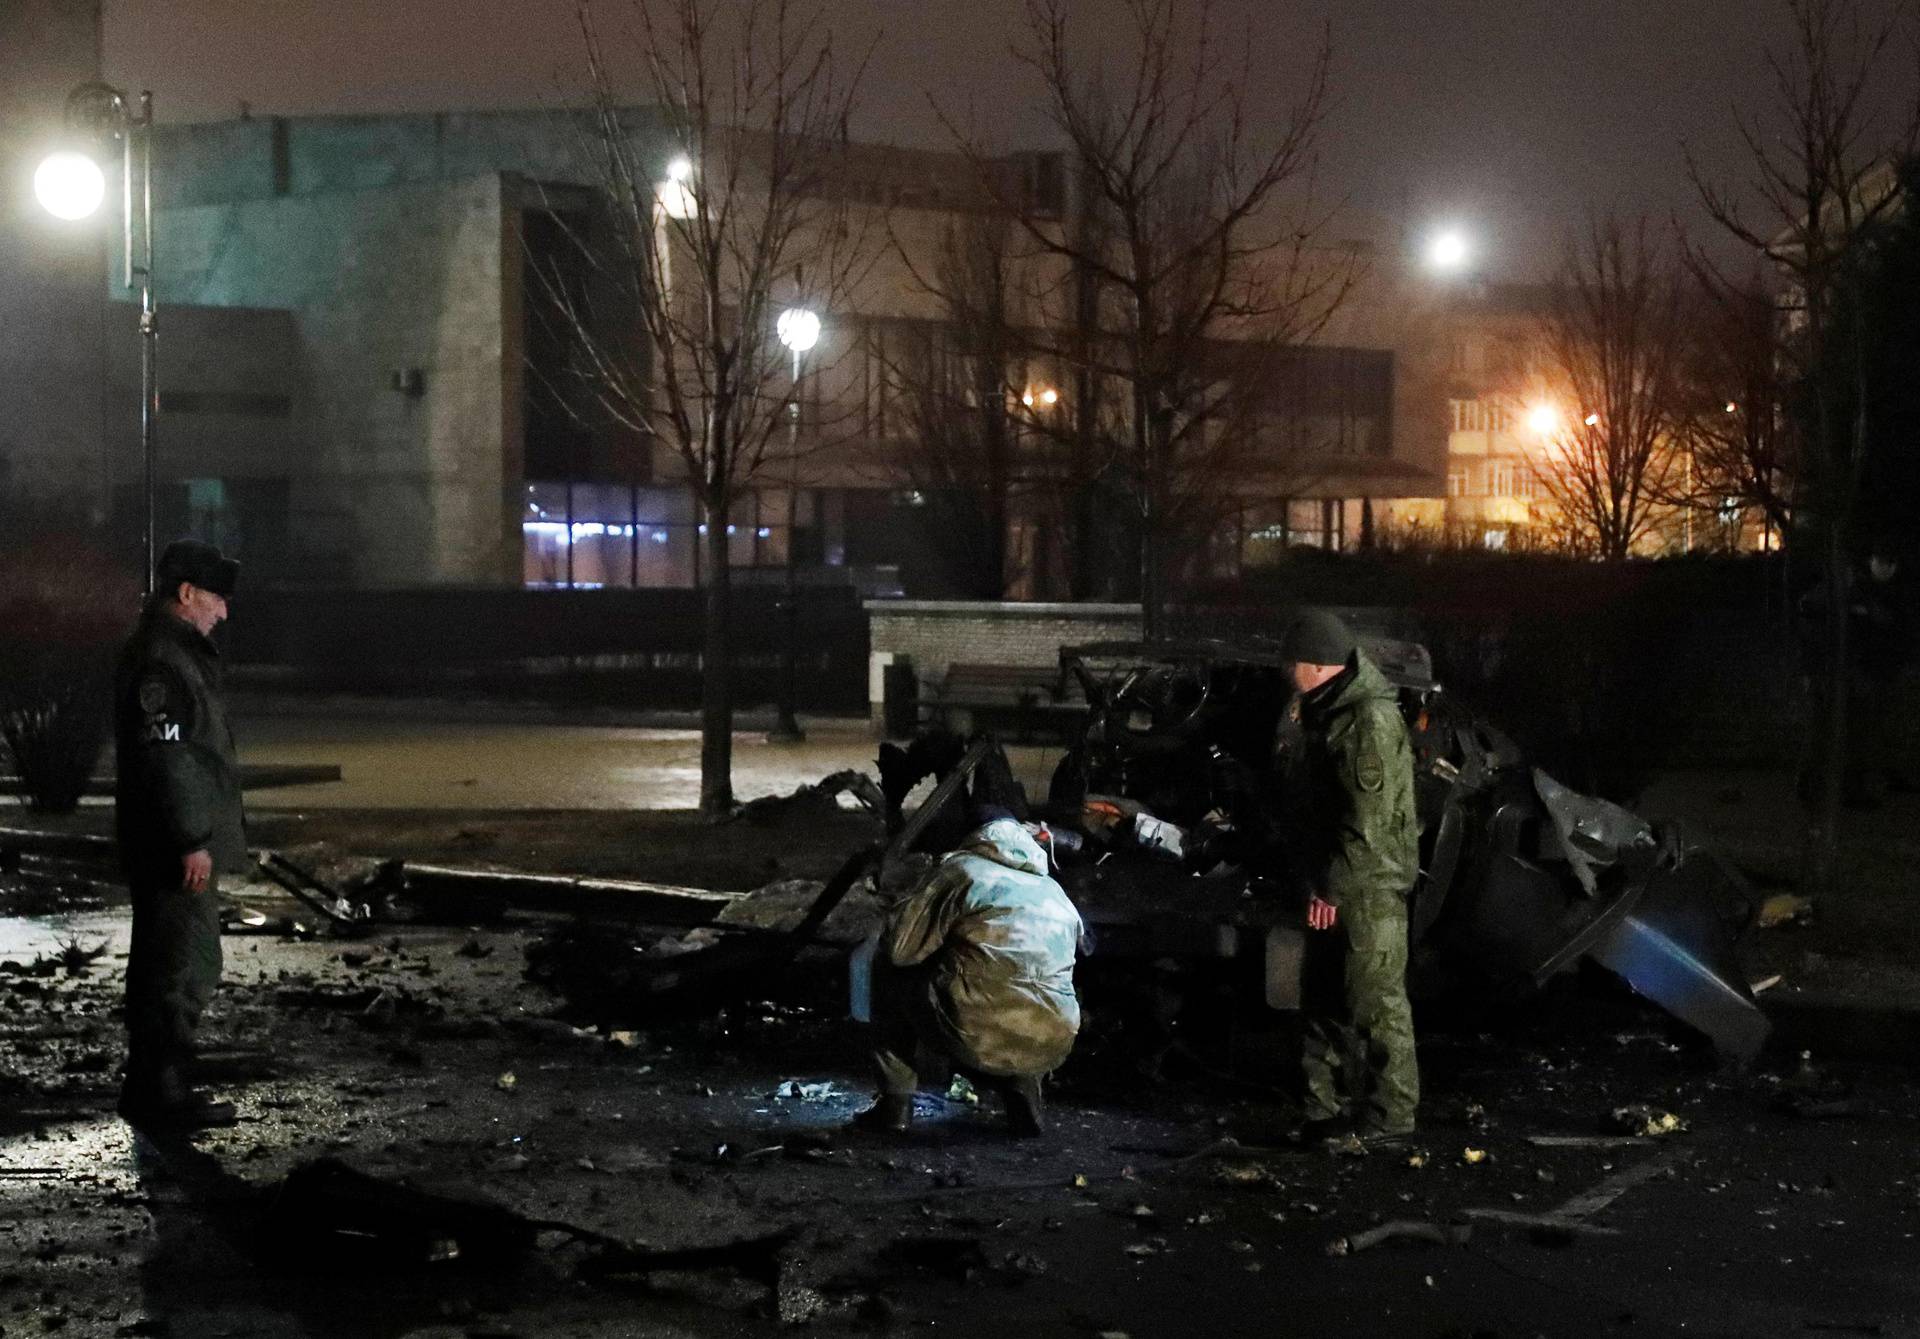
[231,712,1067,812]
[2,904,1918,1339]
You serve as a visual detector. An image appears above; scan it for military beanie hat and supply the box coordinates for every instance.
[156,537,240,598]
[1280,608,1356,667]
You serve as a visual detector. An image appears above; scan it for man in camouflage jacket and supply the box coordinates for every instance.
[1280,609,1421,1140]
[855,816,1084,1138]
[114,539,245,1125]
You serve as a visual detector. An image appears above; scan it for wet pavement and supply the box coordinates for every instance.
[5,895,1920,1338]
[223,713,1065,812]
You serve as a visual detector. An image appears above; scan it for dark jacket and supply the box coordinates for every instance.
[1288,651,1419,908]
[113,606,247,876]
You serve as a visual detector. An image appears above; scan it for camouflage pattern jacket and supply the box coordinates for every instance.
[113,607,248,877]
[883,819,1084,1077]
[1289,651,1420,908]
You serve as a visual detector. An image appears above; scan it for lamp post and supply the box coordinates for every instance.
[768,306,820,744]
[36,84,158,594]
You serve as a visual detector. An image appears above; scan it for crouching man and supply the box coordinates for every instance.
[854,816,1084,1138]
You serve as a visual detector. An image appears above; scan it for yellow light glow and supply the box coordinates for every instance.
[1725,401,1738,414]
[1039,387,1059,405]
[1021,391,1035,407]
[1527,404,1559,435]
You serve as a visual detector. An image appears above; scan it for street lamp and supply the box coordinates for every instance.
[36,83,159,594]
[767,306,821,744]
[1425,228,1471,275]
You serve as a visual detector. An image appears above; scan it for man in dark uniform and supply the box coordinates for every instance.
[114,539,245,1126]
[1278,609,1421,1143]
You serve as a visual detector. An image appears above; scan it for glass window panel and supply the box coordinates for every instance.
[636,487,692,525]
[523,481,571,586]
[635,522,694,587]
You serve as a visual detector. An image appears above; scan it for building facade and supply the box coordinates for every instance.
[10,104,1452,591]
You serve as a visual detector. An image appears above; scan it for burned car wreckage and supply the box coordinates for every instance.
[877,637,1770,1063]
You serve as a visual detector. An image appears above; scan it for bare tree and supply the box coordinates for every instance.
[1526,216,1690,561]
[882,209,1033,598]
[942,0,1352,633]
[1688,0,1919,893]
[541,0,871,816]
[1664,277,1797,548]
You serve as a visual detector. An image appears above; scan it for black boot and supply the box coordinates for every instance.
[1002,1075,1046,1138]
[118,1062,237,1129]
[850,1093,913,1133]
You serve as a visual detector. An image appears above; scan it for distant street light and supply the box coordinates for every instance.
[658,154,696,220]
[1527,403,1559,435]
[768,305,821,744]
[37,83,159,593]
[1426,228,1471,274]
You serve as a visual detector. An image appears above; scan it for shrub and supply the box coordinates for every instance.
[0,539,137,813]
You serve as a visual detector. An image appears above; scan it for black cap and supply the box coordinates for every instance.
[156,538,240,599]
[1279,608,1355,667]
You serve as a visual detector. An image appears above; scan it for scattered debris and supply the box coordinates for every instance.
[1456,1208,1621,1242]
[1526,1135,1646,1150]
[1757,893,1814,929]
[1327,1219,1472,1256]
[1609,1105,1687,1137]
[735,769,886,823]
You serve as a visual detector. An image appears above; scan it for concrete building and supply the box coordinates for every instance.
[10,103,1450,592]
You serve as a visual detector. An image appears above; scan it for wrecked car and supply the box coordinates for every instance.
[885,637,1769,1062]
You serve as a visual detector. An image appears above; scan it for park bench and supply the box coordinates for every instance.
[924,662,1086,743]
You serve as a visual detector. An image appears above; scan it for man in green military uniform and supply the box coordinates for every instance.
[853,815,1084,1138]
[1279,609,1421,1142]
[114,539,246,1127]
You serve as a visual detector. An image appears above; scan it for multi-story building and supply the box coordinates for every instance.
[8,103,1451,593]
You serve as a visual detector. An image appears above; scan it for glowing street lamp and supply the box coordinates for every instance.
[1526,403,1559,435]
[36,83,159,593]
[768,305,822,743]
[658,154,696,219]
[1426,228,1471,274]
[33,151,106,221]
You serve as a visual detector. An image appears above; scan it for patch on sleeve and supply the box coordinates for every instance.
[138,679,170,714]
[1353,737,1386,793]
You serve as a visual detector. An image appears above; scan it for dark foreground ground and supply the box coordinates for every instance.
[3,771,1919,1338]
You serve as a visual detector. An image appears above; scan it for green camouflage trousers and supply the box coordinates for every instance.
[124,873,224,1082]
[1300,882,1418,1133]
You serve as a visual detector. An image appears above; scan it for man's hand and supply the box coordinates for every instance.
[181,849,212,893]
[1307,895,1339,931]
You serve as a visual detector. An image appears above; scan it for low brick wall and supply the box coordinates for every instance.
[863,600,1143,731]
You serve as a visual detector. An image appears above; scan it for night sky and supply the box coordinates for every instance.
[103,0,1915,278]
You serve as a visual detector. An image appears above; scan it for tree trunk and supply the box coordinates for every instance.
[699,492,735,819]
[1806,522,1849,898]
